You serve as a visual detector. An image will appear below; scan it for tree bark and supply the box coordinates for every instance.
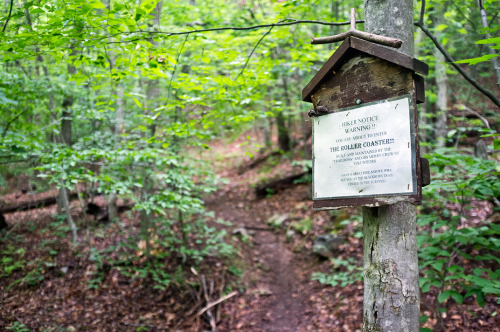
[362,204,420,332]
[363,1,420,331]
[364,0,414,56]
[435,41,448,148]
[276,109,290,152]
[415,28,427,154]
[60,183,78,244]
[58,46,77,232]
[108,85,123,222]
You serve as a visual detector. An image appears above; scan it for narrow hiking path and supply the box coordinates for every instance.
[206,184,315,331]
[204,138,365,331]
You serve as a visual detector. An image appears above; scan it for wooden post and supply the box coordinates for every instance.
[362,0,420,331]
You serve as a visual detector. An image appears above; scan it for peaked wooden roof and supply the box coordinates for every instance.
[302,37,429,103]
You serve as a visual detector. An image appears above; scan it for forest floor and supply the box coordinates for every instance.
[1,134,499,331]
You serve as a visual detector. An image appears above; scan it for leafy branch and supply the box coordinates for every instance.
[415,0,500,108]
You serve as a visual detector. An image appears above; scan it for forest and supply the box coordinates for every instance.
[0,0,499,331]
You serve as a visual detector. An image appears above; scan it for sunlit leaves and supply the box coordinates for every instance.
[454,54,498,65]
[476,36,500,49]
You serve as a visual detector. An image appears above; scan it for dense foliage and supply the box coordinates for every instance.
[1,0,499,330]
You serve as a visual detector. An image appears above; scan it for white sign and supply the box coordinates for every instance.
[313,95,416,200]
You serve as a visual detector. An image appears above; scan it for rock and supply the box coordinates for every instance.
[232,227,250,238]
[266,213,289,228]
[313,234,345,258]
[286,229,296,240]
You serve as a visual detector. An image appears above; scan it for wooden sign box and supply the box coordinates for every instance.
[302,37,429,210]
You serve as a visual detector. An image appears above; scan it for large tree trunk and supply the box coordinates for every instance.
[362,204,420,332]
[364,0,414,56]
[362,1,420,331]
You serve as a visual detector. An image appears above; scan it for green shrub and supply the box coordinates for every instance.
[418,148,500,317]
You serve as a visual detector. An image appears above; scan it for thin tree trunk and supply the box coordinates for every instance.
[362,1,420,331]
[435,44,448,148]
[58,43,77,232]
[415,28,427,154]
[60,183,78,244]
[282,75,293,152]
[276,109,290,152]
[478,0,500,86]
[108,86,124,222]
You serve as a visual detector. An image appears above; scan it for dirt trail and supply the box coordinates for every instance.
[206,182,317,331]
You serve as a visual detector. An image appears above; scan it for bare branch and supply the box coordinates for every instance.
[450,0,476,29]
[2,0,14,32]
[235,25,274,81]
[454,104,491,129]
[101,19,357,45]
[415,21,500,108]
[310,9,401,48]
[311,29,402,48]
[197,291,238,317]
[418,0,426,25]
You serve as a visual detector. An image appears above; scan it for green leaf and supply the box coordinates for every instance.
[0,91,17,105]
[133,97,142,108]
[91,1,106,9]
[494,139,500,150]
[435,24,448,32]
[454,54,498,65]
[431,260,445,271]
[438,290,452,303]
[476,37,500,45]
[476,292,486,307]
[450,291,464,304]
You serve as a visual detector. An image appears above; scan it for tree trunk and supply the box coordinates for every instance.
[61,96,73,145]
[435,43,448,148]
[362,1,420,331]
[362,204,419,332]
[478,0,500,86]
[108,85,124,222]
[108,193,118,222]
[364,0,414,56]
[276,109,290,152]
[58,46,77,230]
[415,29,427,154]
[60,183,78,244]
